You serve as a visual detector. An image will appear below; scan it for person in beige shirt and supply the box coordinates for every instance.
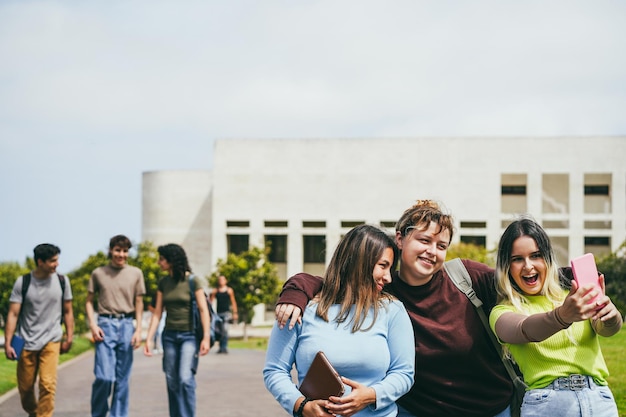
[86,234,145,417]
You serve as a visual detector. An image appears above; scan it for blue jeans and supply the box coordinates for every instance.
[91,317,135,417]
[162,330,198,417]
[217,312,231,351]
[154,312,166,351]
[397,404,511,417]
[521,378,618,417]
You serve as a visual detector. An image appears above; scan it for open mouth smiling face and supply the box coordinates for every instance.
[510,236,547,296]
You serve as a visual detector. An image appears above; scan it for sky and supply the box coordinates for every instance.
[1,1,625,272]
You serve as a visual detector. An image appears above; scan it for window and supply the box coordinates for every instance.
[584,185,609,195]
[303,221,326,228]
[226,220,250,228]
[227,235,249,254]
[265,221,288,227]
[460,221,486,228]
[543,220,569,229]
[542,174,569,214]
[585,236,610,246]
[501,186,526,195]
[341,221,364,228]
[584,236,611,257]
[501,174,527,214]
[584,220,611,230]
[551,236,569,267]
[460,236,486,247]
[265,235,287,263]
[303,235,326,263]
[584,174,611,214]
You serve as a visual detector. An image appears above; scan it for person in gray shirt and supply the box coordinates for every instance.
[4,243,74,417]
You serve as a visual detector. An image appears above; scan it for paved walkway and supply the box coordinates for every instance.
[0,346,286,417]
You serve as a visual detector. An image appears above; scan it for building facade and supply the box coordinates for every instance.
[142,137,626,280]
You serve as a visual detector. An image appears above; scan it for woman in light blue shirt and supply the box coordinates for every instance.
[263,224,415,417]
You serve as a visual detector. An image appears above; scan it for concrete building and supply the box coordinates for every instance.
[142,137,626,280]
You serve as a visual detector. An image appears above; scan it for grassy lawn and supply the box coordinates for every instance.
[228,336,269,351]
[600,326,626,416]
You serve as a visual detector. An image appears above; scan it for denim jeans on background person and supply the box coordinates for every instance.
[162,330,198,417]
[217,311,232,353]
[154,312,167,352]
[520,378,618,417]
[91,317,135,417]
[396,403,511,417]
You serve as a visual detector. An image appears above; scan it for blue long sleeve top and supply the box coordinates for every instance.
[263,298,415,417]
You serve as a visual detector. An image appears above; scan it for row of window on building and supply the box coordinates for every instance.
[226,172,617,267]
[227,222,612,265]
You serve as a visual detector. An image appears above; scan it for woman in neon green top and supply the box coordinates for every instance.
[489,216,622,417]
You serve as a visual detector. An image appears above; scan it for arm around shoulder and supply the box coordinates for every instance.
[277,273,323,311]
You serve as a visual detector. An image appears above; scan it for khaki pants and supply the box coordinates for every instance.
[17,341,61,417]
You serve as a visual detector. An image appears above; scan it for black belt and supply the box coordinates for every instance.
[99,312,134,319]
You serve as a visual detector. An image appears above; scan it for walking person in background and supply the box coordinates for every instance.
[264,224,415,417]
[4,243,74,417]
[209,275,238,354]
[276,200,523,417]
[86,234,145,417]
[489,216,622,417]
[144,243,211,417]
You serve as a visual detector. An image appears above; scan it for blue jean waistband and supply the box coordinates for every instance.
[547,375,593,391]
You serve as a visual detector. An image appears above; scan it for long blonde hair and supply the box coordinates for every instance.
[316,224,397,332]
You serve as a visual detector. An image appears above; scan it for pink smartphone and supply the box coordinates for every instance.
[570,253,603,308]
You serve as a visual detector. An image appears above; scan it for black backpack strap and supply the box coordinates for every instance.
[17,273,31,328]
[58,274,66,324]
[21,272,31,298]
[58,274,66,294]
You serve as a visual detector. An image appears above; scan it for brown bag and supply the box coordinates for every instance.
[299,351,345,399]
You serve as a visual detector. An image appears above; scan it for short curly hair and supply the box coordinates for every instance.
[395,199,454,242]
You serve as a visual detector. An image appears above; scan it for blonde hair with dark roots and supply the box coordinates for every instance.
[395,199,455,242]
[316,224,398,333]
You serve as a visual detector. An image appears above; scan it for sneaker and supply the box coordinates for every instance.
[217,349,228,354]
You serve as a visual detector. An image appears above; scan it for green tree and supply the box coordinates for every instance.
[597,241,626,316]
[0,261,30,327]
[209,246,281,340]
[126,241,162,308]
[66,251,109,335]
[446,242,496,267]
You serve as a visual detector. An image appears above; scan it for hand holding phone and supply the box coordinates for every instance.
[570,253,603,309]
